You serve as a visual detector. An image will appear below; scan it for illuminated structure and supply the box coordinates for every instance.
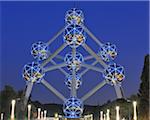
[22,8,125,118]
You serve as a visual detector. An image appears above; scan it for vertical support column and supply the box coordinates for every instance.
[114,84,123,99]
[71,48,77,97]
[116,106,120,120]
[24,82,33,107]
[11,100,16,120]
[27,104,31,120]
[133,101,137,120]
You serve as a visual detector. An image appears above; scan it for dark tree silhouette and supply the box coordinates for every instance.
[138,55,149,120]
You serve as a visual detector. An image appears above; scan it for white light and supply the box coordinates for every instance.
[100,111,103,120]
[133,101,137,120]
[37,108,41,119]
[44,110,47,120]
[41,111,44,119]
[1,113,4,120]
[28,104,31,120]
[106,109,110,120]
[11,99,16,120]
[116,106,120,120]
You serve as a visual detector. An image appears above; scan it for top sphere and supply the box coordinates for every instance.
[65,8,84,25]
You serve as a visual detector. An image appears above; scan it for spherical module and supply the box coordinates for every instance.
[31,41,49,61]
[65,8,84,25]
[65,74,82,90]
[22,62,44,83]
[64,24,86,48]
[99,42,117,62]
[63,97,83,118]
[64,52,84,71]
[103,63,125,84]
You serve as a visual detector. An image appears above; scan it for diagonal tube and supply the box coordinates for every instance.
[44,63,67,72]
[80,61,98,76]
[41,79,66,101]
[82,25,103,47]
[82,44,107,68]
[47,28,64,46]
[81,63,104,73]
[50,59,68,76]
[81,80,106,101]
[41,43,67,67]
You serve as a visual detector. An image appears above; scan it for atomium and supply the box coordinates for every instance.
[65,8,84,25]
[99,42,117,62]
[64,24,86,48]
[31,41,49,61]
[63,97,83,118]
[23,62,44,83]
[64,52,84,71]
[22,8,126,119]
[65,74,82,90]
[103,63,125,84]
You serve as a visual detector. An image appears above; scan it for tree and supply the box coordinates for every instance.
[0,85,17,119]
[138,55,149,120]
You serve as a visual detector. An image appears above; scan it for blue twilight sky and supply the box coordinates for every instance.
[0,1,149,105]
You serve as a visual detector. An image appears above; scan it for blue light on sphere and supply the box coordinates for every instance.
[65,8,84,25]
[31,41,49,61]
[103,63,125,84]
[64,24,86,48]
[64,52,84,71]
[22,62,44,83]
[63,97,83,118]
[99,42,117,62]
[65,74,82,90]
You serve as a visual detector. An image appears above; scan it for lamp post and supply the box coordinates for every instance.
[41,111,44,120]
[100,111,103,120]
[1,113,4,120]
[103,114,106,120]
[106,109,110,120]
[133,101,137,120]
[54,113,59,120]
[44,110,47,120]
[27,104,31,120]
[116,106,120,120]
[11,100,16,120]
[127,99,131,120]
[37,108,41,120]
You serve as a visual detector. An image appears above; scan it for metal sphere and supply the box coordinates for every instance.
[64,52,84,71]
[31,41,49,61]
[64,24,86,48]
[63,97,83,118]
[22,62,44,83]
[99,42,117,62]
[65,8,84,25]
[65,74,82,90]
[103,63,125,84]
